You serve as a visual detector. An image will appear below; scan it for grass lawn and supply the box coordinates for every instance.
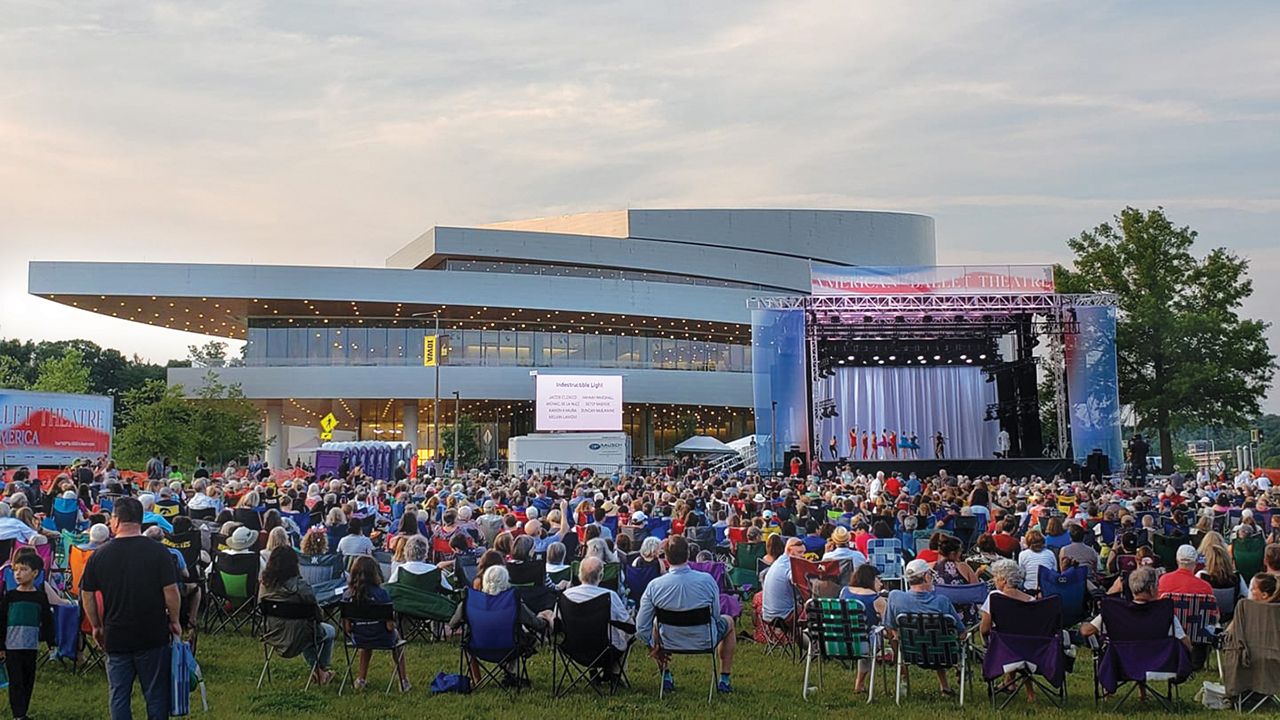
[24,627,1225,719]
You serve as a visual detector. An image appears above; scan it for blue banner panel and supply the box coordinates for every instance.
[751,308,808,473]
[1064,305,1123,469]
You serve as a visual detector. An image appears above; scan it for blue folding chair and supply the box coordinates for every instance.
[868,538,905,589]
[1038,565,1089,628]
[460,588,529,693]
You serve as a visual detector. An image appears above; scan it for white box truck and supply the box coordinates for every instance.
[507,432,630,476]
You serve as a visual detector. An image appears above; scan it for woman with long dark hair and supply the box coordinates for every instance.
[342,556,410,691]
[258,546,335,685]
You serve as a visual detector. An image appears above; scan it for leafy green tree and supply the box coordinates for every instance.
[113,381,194,469]
[31,347,91,394]
[1058,207,1276,471]
[188,371,267,467]
[441,414,483,469]
[0,338,168,424]
[114,373,266,470]
[0,356,27,389]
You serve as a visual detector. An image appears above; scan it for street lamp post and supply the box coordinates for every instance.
[771,399,778,472]
[452,390,461,476]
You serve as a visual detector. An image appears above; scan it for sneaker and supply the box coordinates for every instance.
[717,680,733,694]
[662,676,677,693]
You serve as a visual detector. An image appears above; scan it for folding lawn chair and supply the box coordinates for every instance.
[802,596,880,703]
[1222,599,1280,712]
[256,599,326,690]
[206,552,259,634]
[1091,596,1191,711]
[459,588,531,694]
[552,592,635,697]
[653,604,720,704]
[895,611,967,706]
[337,601,408,695]
[387,568,457,642]
[983,593,1069,709]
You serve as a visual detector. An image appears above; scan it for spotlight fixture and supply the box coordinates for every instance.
[872,355,880,361]
[934,355,941,360]
[960,354,967,360]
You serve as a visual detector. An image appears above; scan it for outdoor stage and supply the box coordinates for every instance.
[818,457,1074,480]
[750,264,1124,477]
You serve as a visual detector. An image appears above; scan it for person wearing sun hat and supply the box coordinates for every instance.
[821,525,868,568]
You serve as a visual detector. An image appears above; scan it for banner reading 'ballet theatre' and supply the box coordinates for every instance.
[811,263,1055,295]
[0,390,113,466]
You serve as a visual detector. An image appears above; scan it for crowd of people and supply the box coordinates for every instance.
[3,455,1280,717]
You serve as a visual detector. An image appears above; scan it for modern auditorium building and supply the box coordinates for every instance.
[28,209,935,470]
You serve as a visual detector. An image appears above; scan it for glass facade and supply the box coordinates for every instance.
[441,259,784,292]
[245,323,751,372]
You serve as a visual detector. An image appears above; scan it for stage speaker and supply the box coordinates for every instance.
[1085,449,1110,479]
[783,449,809,477]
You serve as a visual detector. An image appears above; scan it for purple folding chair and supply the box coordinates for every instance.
[688,561,742,618]
[1092,597,1191,710]
[982,593,1068,708]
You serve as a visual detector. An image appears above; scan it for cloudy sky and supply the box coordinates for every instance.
[1,1,1277,411]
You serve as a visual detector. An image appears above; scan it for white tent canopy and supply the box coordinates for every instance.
[672,435,737,454]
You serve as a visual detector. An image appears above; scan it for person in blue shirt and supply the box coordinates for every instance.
[137,494,173,532]
[885,559,965,697]
[636,536,737,693]
[905,474,922,497]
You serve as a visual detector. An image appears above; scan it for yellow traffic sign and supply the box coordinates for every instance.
[320,412,338,433]
[319,431,332,441]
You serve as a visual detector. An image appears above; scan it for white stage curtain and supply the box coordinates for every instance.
[817,366,998,460]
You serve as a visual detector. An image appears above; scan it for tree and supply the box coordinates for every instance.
[113,372,266,470]
[0,356,27,389]
[0,337,169,425]
[1058,207,1276,471]
[113,381,194,469]
[188,341,228,368]
[31,347,91,394]
[187,371,267,468]
[188,341,244,368]
[440,414,483,469]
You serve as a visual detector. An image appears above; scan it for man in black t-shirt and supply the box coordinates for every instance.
[81,497,180,720]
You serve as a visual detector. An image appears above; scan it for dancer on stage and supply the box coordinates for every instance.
[900,429,914,459]
[849,426,858,459]
[789,454,802,477]
[889,429,898,458]
[909,431,919,458]
[880,429,890,459]
[829,435,838,460]
[934,431,946,459]
[861,430,870,460]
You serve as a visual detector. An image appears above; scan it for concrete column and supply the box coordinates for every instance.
[403,400,419,455]
[265,400,283,472]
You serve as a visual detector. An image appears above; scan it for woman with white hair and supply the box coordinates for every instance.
[585,537,619,564]
[632,536,664,573]
[85,523,111,550]
[445,562,548,686]
[387,535,451,589]
[978,559,1034,636]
